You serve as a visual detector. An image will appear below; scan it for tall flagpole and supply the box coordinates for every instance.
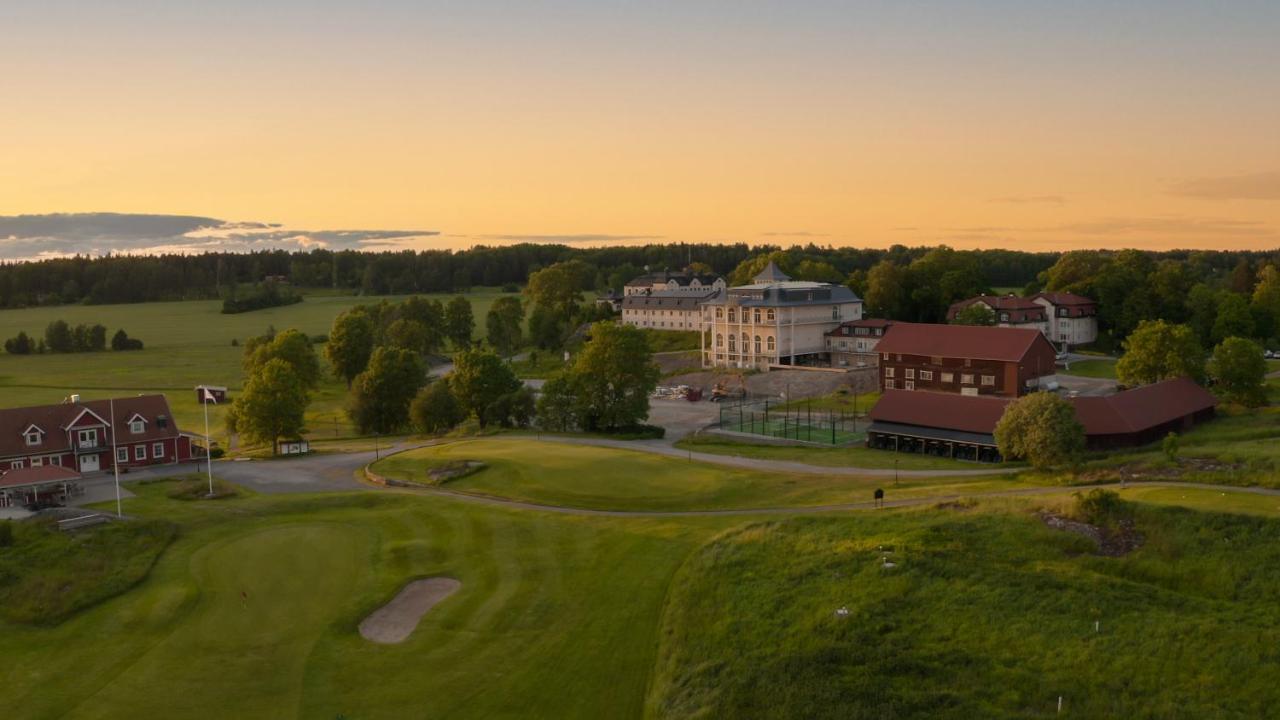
[110,398,122,518]
[204,389,214,496]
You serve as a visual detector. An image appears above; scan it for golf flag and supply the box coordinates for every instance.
[203,388,218,404]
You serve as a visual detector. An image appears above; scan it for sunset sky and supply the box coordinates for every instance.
[3,1,1279,257]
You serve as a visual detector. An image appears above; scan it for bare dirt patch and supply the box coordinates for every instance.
[359,577,462,644]
[1039,512,1143,557]
[664,367,878,399]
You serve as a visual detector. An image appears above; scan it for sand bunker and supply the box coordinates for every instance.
[358,577,461,644]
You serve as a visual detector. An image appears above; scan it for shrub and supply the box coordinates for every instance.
[1072,489,1131,526]
[0,520,12,547]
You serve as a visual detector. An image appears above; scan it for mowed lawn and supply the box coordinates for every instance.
[0,289,516,444]
[373,438,1025,511]
[673,433,991,472]
[0,482,726,720]
[1059,358,1118,379]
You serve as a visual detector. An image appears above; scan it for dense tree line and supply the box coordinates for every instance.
[3,320,142,354]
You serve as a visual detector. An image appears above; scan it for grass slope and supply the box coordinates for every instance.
[648,500,1280,719]
[373,438,1022,511]
[674,434,985,472]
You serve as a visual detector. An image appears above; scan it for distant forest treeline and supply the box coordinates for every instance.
[0,243,1276,311]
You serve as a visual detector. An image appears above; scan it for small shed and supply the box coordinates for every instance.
[276,439,311,456]
[196,385,229,404]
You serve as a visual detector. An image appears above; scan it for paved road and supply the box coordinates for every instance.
[366,477,1280,518]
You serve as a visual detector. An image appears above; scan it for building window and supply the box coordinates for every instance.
[754,336,762,353]
[728,308,736,322]
[134,445,147,461]
[715,307,723,319]
[728,335,736,352]
[32,456,43,467]
[832,306,840,320]
[78,429,97,447]
[981,375,995,386]
[961,373,975,385]
[885,367,895,378]
[130,420,145,434]
[1000,313,1009,322]
[941,372,954,383]
[766,309,775,321]
[1058,307,1068,317]
[51,456,61,466]
[153,442,165,458]
[885,379,895,389]
[117,447,129,463]
[753,309,761,323]
[715,334,723,348]
[882,353,889,361]
[904,380,915,391]
[25,431,40,446]
[767,336,775,352]
[11,460,23,470]
[920,370,933,381]
[905,368,915,379]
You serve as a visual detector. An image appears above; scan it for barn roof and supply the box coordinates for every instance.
[0,464,81,488]
[868,390,1012,435]
[873,323,1055,363]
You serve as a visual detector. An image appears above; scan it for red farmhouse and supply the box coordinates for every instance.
[0,395,194,475]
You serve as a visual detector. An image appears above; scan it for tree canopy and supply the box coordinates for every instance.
[1207,337,1267,407]
[227,358,308,453]
[347,346,425,434]
[993,392,1085,470]
[486,296,525,357]
[1116,320,1205,386]
[243,329,321,390]
[325,310,376,387]
[448,347,522,427]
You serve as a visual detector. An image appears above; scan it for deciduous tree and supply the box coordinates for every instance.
[227,358,308,454]
[568,322,659,431]
[1207,336,1267,407]
[1116,320,1205,386]
[449,347,522,427]
[951,303,996,326]
[994,392,1085,470]
[325,310,376,387]
[409,381,467,434]
[347,346,425,434]
[444,296,474,349]
[486,296,525,357]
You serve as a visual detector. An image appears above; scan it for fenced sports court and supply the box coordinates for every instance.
[717,397,864,446]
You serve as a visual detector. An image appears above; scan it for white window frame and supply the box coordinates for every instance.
[905,368,915,379]
[153,442,165,458]
[981,375,996,386]
[11,460,24,470]
[32,456,43,467]
[904,380,915,391]
[884,367,895,378]
[25,431,41,446]
[885,379,895,390]
[130,420,145,434]
[117,447,129,463]
[920,370,933,381]
[941,372,954,383]
[961,373,975,385]
[134,445,147,461]
[78,429,98,447]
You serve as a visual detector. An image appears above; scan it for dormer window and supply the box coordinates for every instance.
[128,413,147,434]
[25,431,41,446]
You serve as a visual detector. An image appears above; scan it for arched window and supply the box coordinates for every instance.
[754,335,762,353]
[766,309,776,321]
[715,307,723,319]
[767,336,776,352]
[728,335,736,352]
[715,333,723,348]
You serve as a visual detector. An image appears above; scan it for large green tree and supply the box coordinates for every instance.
[1207,337,1267,407]
[398,296,446,353]
[409,380,467,434]
[243,328,321,390]
[1212,293,1254,344]
[325,310,376,387]
[449,347,522,427]
[385,318,431,356]
[1116,320,1205,386]
[486,296,525,357]
[951,303,996,326]
[568,322,660,431]
[444,296,475,349]
[728,251,793,286]
[864,259,908,319]
[993,392,1085,470]
[347,346,425,434]
[525,264,585,319]
[227,358,308,454]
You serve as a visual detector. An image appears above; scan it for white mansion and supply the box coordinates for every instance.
[699,263,863,370]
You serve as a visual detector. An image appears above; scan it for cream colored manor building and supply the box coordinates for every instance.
[620,270,727,331]
[699,263,863,370]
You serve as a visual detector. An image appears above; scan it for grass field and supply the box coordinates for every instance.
[1059,358,1118,379]
[675,433,990,472]
[0,481,729,719]
[372,438,1021,511]
[649,498,1280,718]
[0,288,516,446]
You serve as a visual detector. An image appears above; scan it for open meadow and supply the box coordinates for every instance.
[0,288,517,445]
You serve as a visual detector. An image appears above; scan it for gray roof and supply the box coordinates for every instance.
[624,271,722,288]
[753,261,791,283]
[703,282,861,308]
[621,291,714,311]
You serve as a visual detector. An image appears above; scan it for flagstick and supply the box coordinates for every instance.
[110,398,122,518]
[204,389,214,496]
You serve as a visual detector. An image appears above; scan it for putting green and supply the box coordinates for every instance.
[67,523,371,719]
[372,438,1022,511]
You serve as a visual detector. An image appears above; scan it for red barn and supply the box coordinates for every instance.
[0,395,193,475]
[873,323,1059,398]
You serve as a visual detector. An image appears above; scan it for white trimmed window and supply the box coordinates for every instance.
[767,336,775,352]
[961,373,975,385]
[904,380,915,390]
[981,375,996,386]
[885,379,895,389]
[25,431,41,446]
[134,445,147,461]
[78,429,98,447]
[905,368,915,379]
[766,309,775,321]
[117,447,129,463]
[884,367,895,378]
[920,370,933,381]
[153,442,165,458]
[130,420,145,434]
[941,372,954,383]
[32,457,43,467]
[11,460,24,470]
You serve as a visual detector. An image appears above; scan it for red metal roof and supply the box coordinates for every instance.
[0,464,81,488]
[867,378,1217,438]
[1033,291,1096,307]
[0,395,182,460]
[825,318,894,336]
[947,295,1047,324]
[872,322,1056,363]
[868,390,1012,434]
